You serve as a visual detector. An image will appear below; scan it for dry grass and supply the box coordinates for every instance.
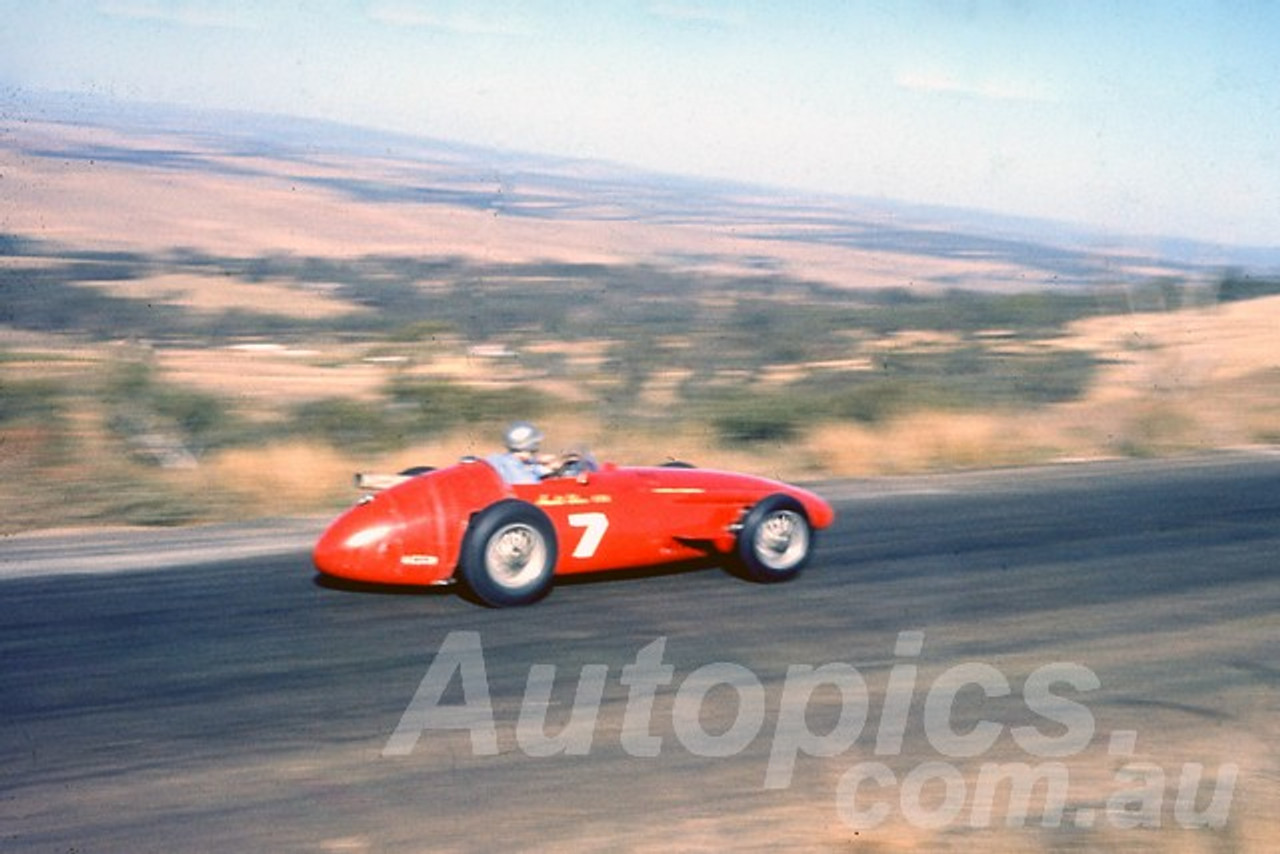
[807,412,1038,476]
[4,117,1279,529]
[1051,294,1280,454]
[131,289,1279,480]
[0,118,1186,291]
[1063,294,1280,391]
[199,442,354,514]
[6,280,1279,531]
[76,273,368,320]
[157,345,390,412]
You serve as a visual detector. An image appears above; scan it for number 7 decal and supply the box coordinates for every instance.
[567,512,610,558]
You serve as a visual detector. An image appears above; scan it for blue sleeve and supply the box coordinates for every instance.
[486,453,540,485]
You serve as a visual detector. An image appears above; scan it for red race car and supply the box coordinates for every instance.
[313,454,835,606]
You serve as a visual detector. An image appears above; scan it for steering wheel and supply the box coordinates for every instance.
[549,451,598,479]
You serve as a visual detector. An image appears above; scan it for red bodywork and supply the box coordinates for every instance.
[313,458,835,586]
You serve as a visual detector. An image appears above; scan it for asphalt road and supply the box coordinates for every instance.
[2,453,1278,852]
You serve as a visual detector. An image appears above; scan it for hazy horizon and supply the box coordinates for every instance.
[3,1,1278,250]
[8,86,1279,276]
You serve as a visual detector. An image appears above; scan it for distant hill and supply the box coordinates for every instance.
[5,90,1275,293]
[5,91,1280,532]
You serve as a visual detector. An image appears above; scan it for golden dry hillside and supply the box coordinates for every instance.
[2,109,1277,530]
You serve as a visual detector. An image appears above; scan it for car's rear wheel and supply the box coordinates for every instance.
[460,500,558,607]
[733,494,813,583]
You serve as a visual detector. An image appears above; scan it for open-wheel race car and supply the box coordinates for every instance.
[313,453,835,607]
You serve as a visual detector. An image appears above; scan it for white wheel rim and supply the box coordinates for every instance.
[485,523,548,589]
[752,510,809,570]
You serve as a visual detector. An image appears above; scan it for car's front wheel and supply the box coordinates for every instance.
[460,500,558,607]
[733,494,813,583]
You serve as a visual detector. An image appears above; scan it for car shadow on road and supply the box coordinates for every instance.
[553,556,725,588]
[310,557,727,602]
[311,573,456,598]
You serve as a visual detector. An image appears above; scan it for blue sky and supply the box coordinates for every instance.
[3,1,1278,246]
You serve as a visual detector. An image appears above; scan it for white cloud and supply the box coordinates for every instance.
[97,0,259,30]
[645,2,743,30]
[365,2,532,36]
[895,69,1051,103]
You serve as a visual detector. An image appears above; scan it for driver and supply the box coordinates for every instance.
[487,421,553,484]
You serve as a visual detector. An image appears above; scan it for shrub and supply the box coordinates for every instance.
[0,378,63,425]
[292,397,400,453]
[1217,271,1280,303]
[103,360,246,455]
[388,379,548,435]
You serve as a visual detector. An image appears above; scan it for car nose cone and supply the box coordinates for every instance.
[313,495,405,582]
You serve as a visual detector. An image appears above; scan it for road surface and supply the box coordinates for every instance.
[2,453,1278,852]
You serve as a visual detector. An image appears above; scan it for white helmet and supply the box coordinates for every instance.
[504,420,544,453]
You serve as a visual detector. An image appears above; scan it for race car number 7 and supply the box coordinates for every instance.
[567,512,610,558]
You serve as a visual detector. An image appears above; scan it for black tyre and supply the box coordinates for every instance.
[460,500,558,607]
[733,494,813,583]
